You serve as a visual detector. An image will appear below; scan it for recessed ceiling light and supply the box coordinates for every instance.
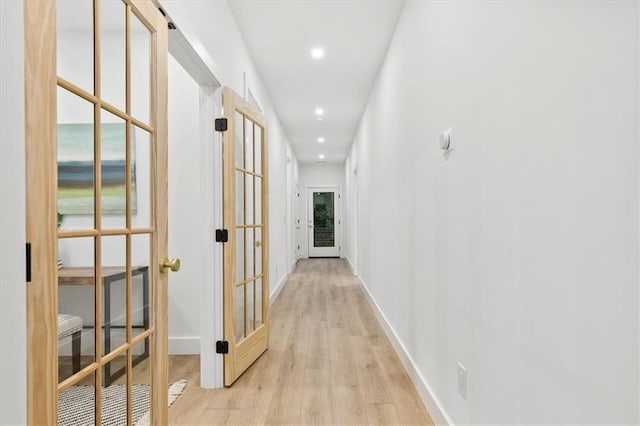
[310,47,325,59]
[318,154,325,160]
[314,107,324,116]
[317,137,325,143]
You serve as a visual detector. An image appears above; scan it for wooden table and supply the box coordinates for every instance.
[58,266,149,386]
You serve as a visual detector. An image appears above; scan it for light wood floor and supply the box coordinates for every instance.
[168,258,433,425]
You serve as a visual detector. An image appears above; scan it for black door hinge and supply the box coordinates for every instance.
[26,243,31,283]
[215,118,228,132]
[215,229,229,243]
[157,6,176,30]
[216,340,229,354]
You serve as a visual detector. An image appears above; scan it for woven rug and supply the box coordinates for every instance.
[58,380,187,426]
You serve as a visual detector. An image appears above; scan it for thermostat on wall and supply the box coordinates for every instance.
[439,128,453,154]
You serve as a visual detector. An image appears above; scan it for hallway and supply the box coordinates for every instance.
[168,259,432,425]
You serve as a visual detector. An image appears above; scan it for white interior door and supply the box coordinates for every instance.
[294,182,301,259]
[307,187,340,257]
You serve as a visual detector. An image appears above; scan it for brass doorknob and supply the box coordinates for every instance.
[256,240,262,247]
[160,257,181,273]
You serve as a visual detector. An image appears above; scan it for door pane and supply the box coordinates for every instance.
[235,113,244,169]
[246,280,254,334]
[58,237,96,382]
[255,177,262,225]
[131,125,150,229]
[236,229,244,284]
[132,233,151,335]
[246,228,254,279]
[101,235,127,357]
[100,0,126,111]
[130,10,151,124]
[254,124,262,175]
[313,192,335,247]
[57,0,94,94]
[255,227,262,276]
[57,372,96,425]
[131,339,152,424]
[101,109,127,229]
[245,117,254,172]
[235,171,244,225]
[102,356,128,421]
[57,86,95,225]
[255,278,262,327]
[236,285,245,342]
[246,174,254,225]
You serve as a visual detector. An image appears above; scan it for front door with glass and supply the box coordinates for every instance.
[307,188,340,257]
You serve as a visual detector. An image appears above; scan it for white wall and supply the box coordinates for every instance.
[298,163,345,258]
[345,1,639,424]
[162,0,298,297]
[0,1,26,424]
[286,153,300,270]
[167,53,202,354]
[344,155,358,274]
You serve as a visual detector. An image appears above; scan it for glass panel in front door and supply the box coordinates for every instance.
[313,192,335,247]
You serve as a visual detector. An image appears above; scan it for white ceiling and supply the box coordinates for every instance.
[229,0,404,164]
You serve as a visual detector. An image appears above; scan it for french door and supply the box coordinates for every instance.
[308,187,340,257]
[222,87,269,386]
[25,1,171,424]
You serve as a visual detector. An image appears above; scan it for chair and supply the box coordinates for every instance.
[58,314,82,374]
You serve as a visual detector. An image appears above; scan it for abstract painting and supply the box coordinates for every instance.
[57,123,137,215]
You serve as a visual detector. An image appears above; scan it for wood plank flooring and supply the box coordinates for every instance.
[168,258,433,425]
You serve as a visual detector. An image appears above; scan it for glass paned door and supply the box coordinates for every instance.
[222,87,269,386]
[25,1,169,424]
[308,188,340,257]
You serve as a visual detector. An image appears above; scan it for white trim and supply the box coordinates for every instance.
[162,0,224,389]
[357,275,453,426]
[169,337,201,355]
[161,2,222,89]
[270,273,288,306]
[345,256,357,275]
[0,1,26,424]
[198,87,224,389]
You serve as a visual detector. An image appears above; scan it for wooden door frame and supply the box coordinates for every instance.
[25,2,58,422]
[307,186,341,258]
[24,1,168,423]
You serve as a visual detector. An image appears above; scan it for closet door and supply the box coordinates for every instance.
[25,1,171,424]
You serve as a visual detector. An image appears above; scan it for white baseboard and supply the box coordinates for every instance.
[168,336,200,355]
[357,276,453,426]
[270,273,288,306]
[345,256,356,275]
